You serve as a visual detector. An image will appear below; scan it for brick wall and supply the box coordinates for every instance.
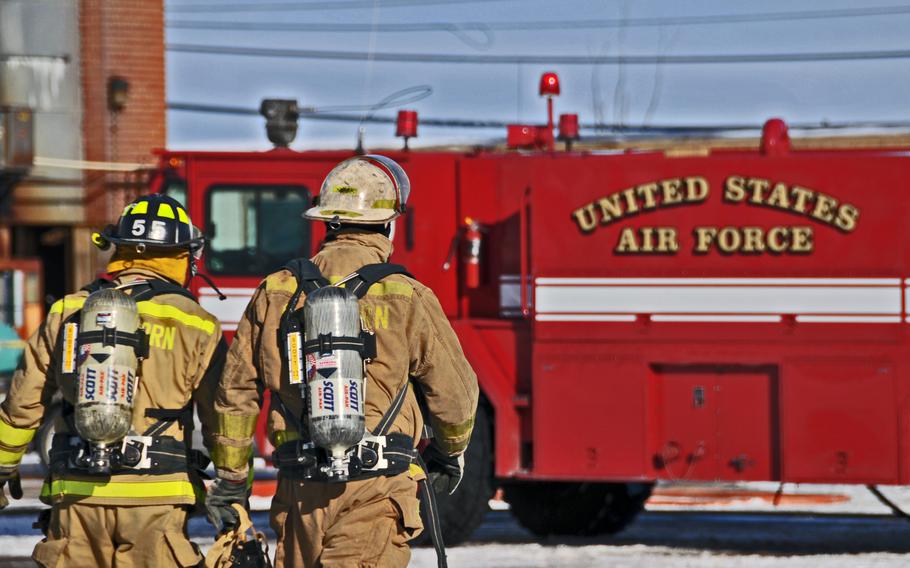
[80,0,164,224]
[79,0,164,282]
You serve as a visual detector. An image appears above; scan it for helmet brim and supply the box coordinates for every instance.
[102,225,205,251]
[303,205,399,224]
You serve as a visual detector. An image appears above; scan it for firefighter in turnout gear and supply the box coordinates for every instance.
[0,194,226,567]
[210,155,479,567]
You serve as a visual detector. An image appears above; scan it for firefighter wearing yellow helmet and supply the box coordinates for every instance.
[0,194,227,567]
[208,155,479,567]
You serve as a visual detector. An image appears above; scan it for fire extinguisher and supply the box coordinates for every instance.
[463,217,482,289]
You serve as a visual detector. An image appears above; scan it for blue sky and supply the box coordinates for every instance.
[165,0,910,150]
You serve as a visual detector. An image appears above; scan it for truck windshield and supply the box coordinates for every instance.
[205,185,311,276]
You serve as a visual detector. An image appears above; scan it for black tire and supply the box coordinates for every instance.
[504,481,653,537]
[417,401,494,546]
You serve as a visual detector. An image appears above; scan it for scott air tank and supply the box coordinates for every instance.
[303,286,366,479]
[74,288,141,472]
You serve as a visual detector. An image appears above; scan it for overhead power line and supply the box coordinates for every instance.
[167,0,515,13]
[0,53,70,63]
[168,102,509,128]
[167,44,910,65]
[167,101,910,133]
[167,5,910,33]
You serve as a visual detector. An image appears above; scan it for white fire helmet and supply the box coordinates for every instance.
[305,155,410,225]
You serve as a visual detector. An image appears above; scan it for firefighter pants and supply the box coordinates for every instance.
[270,471,423,568]
[31,503,203,568]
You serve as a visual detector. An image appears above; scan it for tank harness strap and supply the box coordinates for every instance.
[144,404,212,475]
[302,334,377,360]
[49,433,201,475]
[76,327,149,359]
[144,404,193,436]
[280,259,330,370]
[80,278,115,293]
[283,258,330,295]
[127,279,198,303]
[373,380,409,437]
[341,263,413,299]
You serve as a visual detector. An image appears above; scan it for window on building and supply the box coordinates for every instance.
[205,185,311,275]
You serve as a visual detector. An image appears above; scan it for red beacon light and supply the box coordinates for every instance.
[558,113,580,150]
[539,72,561,97]
[539,72,560,151]
[761,117,790,156]
[396,109,418,150]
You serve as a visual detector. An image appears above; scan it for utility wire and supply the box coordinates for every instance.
[167,20,496,49]
[0,53,70,63]
[166,4,910,33]
[167,0,516,13]
[167,101,910,133]
[168,102,507,127]
[167,44,910,65]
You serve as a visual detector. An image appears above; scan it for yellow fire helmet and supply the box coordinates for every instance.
[305,154,410,224]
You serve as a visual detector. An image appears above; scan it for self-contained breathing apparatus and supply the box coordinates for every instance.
[71,288,147,474]
[274,258,450,568]
[50,279,210,479]
[275,259,413,481]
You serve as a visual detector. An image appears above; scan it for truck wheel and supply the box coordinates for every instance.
[417,401,493,546]
[504,481,653,537]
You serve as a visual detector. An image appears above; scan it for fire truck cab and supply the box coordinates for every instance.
[153,107,910,542]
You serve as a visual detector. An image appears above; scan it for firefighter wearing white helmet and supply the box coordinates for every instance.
[304,153,411,224]
[0,194,227,567]
[210,155,479,567]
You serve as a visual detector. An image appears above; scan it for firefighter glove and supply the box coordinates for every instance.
[422,443,465,495]
[205,478,249,534]
[0,467,22,510]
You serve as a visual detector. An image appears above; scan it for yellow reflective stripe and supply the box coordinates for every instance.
[177,207,190,224]
[265,274,297,294]
[211,444,253,471]
[433,416,475,455]
[49,297,86,315]
[320,209,362,218]
[0,447,26,465]
[131,201,149,215]
[271,430,300,447]
[366,281,413,298]
[371,199,396,209]
[157,203,175,219]
[217,414,257,440]
[409,463,424,478]
[0,420,37,447]
[41,479,197,500]
[328,276,413,298]
[137,302,216,334]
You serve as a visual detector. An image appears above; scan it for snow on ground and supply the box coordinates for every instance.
[7,465,910,567]
[409,545,909,568]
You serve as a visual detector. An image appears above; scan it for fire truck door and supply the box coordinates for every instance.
[652,370,774,481]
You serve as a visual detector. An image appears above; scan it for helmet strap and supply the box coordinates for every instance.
[188,256,226,301]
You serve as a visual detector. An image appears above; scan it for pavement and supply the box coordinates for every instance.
[6,453,910,566]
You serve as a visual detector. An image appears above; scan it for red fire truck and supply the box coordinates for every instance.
[150,76,910,543]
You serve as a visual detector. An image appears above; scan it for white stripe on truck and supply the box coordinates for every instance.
[534,277,905,323]
[199,287,256,331]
